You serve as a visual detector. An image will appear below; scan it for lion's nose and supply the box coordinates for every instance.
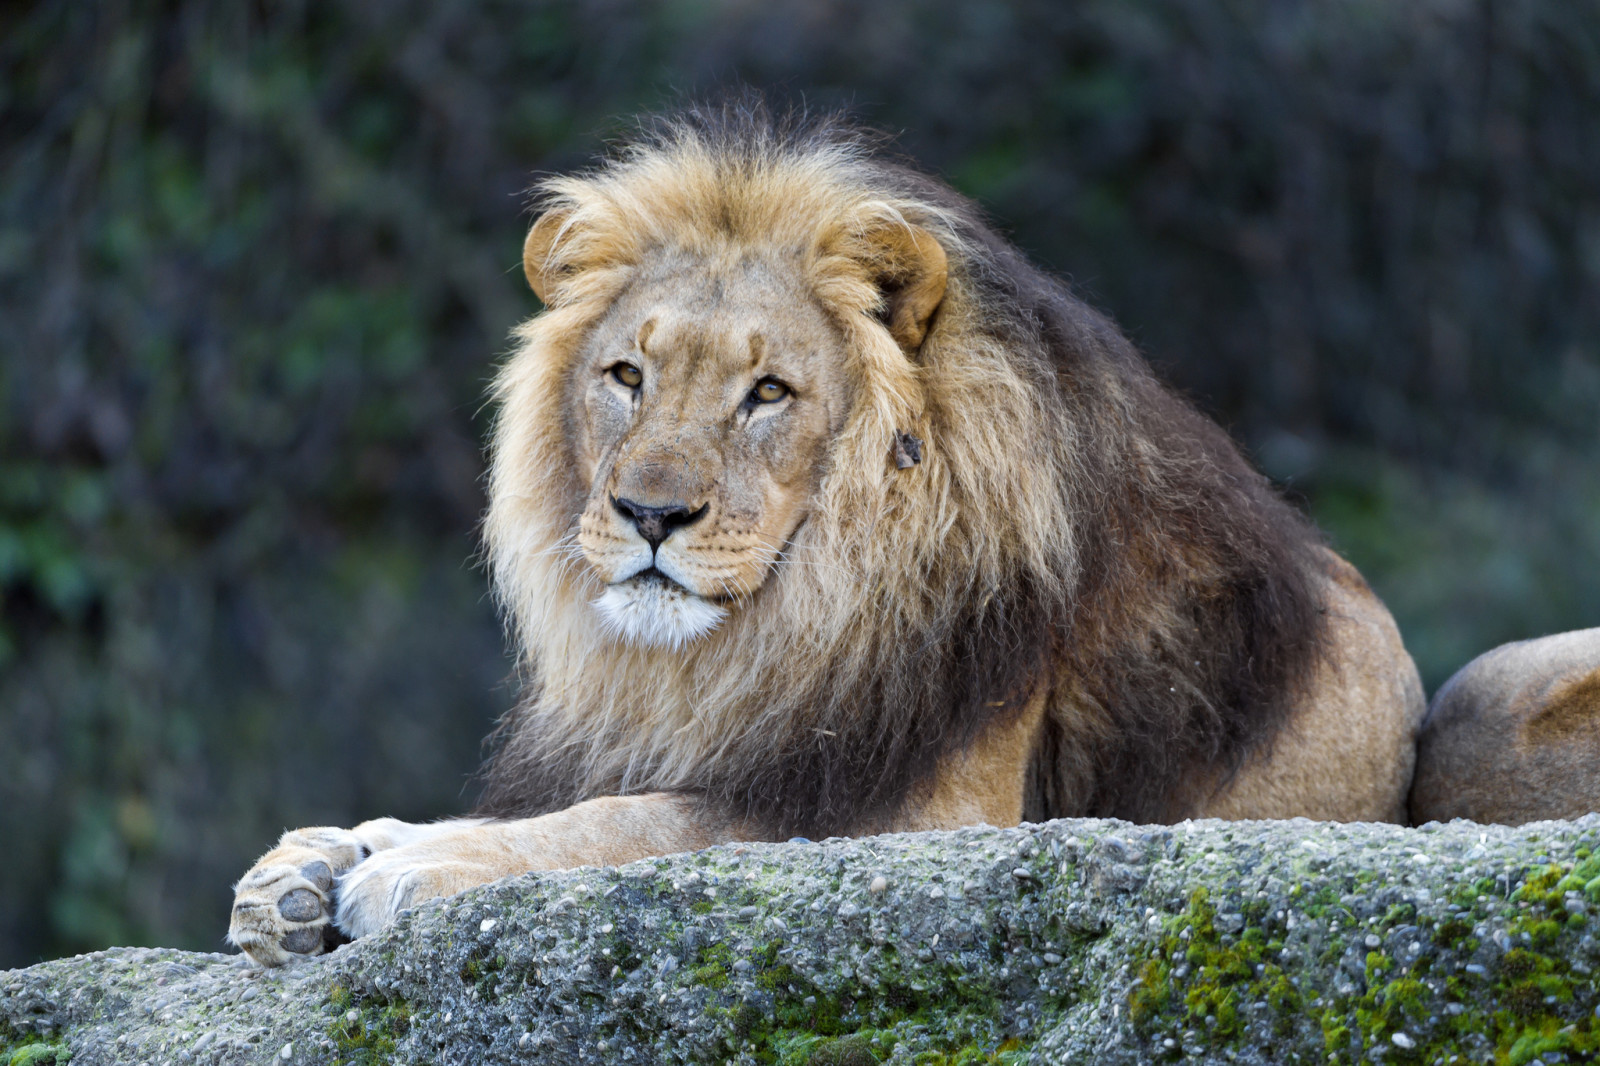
[612,497,708,552]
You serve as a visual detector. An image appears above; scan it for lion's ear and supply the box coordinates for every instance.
[523,208,572,305]
[865,222,949,355]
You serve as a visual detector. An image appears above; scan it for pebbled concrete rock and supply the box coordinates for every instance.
[7,816,1600,1064]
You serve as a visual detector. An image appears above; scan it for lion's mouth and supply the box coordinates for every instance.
[630,566,679,590]
[592,567,729,649]
[629,566,737,604]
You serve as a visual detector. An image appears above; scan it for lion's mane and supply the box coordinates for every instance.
[477,102,1329,836]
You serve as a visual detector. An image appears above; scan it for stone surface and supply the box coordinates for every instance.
[7,816,1600,1065]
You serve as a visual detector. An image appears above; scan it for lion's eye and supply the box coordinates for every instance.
[750,377,789,404]
[610,363,643,389]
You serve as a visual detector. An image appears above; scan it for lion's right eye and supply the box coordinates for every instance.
[610,363,643,388]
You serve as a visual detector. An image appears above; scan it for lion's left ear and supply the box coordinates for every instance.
[523,208,573,305]
[864,222,949,355]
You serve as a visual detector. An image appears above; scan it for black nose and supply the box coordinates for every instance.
[612,497,708,551]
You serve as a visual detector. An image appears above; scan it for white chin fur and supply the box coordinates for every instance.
[593,580,727,650]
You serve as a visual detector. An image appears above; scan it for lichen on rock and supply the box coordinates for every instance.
[6,816,1600,1064]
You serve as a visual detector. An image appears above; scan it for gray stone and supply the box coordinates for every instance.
[6,816,1600,1064]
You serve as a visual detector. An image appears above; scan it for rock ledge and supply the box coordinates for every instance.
[7,816,1600,1065]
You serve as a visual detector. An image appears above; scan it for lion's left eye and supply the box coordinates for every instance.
[749,377,790,404]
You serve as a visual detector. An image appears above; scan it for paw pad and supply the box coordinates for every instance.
[300,861,334,891]
[229,845,357,965]
[278,888,323,923]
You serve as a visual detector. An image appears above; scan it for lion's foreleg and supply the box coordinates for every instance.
[878,689,1049,834]
[230,794,748,967]
[337,794,751,937]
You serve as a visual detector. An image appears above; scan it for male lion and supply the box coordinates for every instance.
[229,105,1424,967]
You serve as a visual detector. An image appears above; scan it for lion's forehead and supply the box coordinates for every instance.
[591,262,846,407]
[614,251,833,349]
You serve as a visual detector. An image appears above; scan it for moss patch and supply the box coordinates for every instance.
[0,1023,70,1066]
[633,927,1027,1064]
[1130,852,1600,1065]
[324,982,416,1066]
[691,942,735,992]
[1128,887,1302,1042]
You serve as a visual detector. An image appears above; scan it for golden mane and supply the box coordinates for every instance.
[479,104,1328,835]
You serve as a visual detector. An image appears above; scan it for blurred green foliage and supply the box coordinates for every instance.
[1,0,1596,967]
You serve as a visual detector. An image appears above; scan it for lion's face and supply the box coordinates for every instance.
[567,252,852,648]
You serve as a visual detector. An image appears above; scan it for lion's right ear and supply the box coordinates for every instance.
[522,209,572,305]
[863,222,949,356]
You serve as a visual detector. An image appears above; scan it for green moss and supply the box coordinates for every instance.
[0,1022,70,1066]
[1123,854,1600,1064]
[752,940,802,996]
[1127,957,1172,1026]
[1352,854,1600,1065]
[325,990,415,1066]
[1350,972,1429,1060]
[454,948,508,998]
[762,1028,1025,1066]
[1318,1013,1350,1060]
[908,1038,1027,1066]
[794,1033,877,1065]
[1128,887,1301,1045]
[1436,918,1473,947]
[8,1046,71,1066]
[1316,856,1600,1064]
[691,941,734,991]
[645,920,1026,1065]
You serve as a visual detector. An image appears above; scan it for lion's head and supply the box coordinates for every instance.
[533,220,941,650]
[480,104,1327,835]
[502,129,961,653]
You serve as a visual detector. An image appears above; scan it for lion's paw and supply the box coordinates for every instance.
[335,851,496,940]
[228,829,367,967]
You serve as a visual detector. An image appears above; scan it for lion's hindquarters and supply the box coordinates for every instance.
[1410,628,1600,826]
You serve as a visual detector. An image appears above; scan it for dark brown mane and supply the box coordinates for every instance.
[915,175,1332,822]
[476,101,1329,836]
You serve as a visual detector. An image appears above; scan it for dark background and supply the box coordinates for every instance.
[2,0,1597,969]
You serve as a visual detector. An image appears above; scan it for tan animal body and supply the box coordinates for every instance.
[1410,628,1600,826]
[229,105,1425,967]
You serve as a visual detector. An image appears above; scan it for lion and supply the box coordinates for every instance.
[228,104,1425,967]
[1410,628,1600,826]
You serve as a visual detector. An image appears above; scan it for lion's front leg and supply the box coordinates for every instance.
[228,817,481,967]
[233,794,749,966]
[336,794,749,937]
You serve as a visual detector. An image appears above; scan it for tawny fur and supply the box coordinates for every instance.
[228,103,1425,967]
[1410,628,1600,826]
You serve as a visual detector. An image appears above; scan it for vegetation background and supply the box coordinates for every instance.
[2,0,1597,969]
